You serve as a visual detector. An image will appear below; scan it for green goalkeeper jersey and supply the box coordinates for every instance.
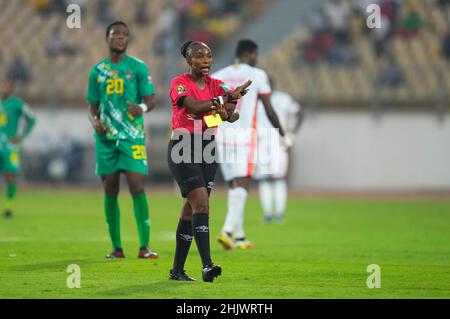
[86,55,155,141]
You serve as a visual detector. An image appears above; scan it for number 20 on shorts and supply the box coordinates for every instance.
[132,145,147,160]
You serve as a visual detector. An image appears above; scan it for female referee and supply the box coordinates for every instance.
[168,41,251,282]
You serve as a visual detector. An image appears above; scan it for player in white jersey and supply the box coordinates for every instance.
[253,76,303,223]
[213,39,292,250]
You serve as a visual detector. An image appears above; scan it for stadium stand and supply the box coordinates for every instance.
[259,0,450,110]
[0,0,272,105]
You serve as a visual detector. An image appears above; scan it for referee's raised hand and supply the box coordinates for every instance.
[231,80,252,100]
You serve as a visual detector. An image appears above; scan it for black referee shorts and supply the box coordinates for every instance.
[168,132,217,198]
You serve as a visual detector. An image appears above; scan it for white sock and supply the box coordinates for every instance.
[222,188,239,235]
[274,180,287,219]
[232,187,248,239]
[259,181,273,219]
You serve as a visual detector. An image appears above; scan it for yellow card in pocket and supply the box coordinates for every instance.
[204,114,223,128]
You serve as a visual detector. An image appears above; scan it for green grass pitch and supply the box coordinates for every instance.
[0,189,449,299]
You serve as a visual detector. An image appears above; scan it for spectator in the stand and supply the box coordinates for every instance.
[306,7,326,34]
[7,57,31,84]
[187,28,216,48]
[136,0,150,25]
[328,43,360,66]
[323,0,352,45]
[301,29,334,64]
[378,54,404,87]
[154,5,176,55]
[380,0,400,28]
[224,0,241,14]
[352,0,380,15]
[46,27,77,56]
[97,0,116,28]
[207,0,226,15]
[442,28,450,60]
[176,0,195,40]
[371,14,391,57]
[400,5,423,40]
[30,0,52,15]
[437,0,450,8]
[52,0,66,14]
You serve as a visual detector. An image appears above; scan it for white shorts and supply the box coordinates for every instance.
[217,143,255,182]
[253,136,289,180]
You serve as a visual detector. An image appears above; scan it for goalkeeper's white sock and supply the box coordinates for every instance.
[274,180,287,219]
[232,187,248,239]
[259,181,273,219]
[222,188,239,235]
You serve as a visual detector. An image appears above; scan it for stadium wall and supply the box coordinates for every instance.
[291,112,450,190]
[24,109,450,190]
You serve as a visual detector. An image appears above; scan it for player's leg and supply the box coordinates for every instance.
[217,151,249,249]
[219,178,251,249]
[170,200,195,281]
[272,150,289,222]
[187,187,221,282]
[216,143,236,248]
[3,144,20,218]
[124,170,158,259]
[232,177,254,249]
[258,178,275,223]
[254,130,274,223]
[101,172,124,258]
[95,138,124,258]
[3,173,17,218]
[274,178,288,222]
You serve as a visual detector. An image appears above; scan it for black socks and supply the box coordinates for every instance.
[192,213,212,268]
[173,219,194,272]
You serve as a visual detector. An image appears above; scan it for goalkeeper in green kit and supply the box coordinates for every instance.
[87,21,158,259]
[0,79,36,219]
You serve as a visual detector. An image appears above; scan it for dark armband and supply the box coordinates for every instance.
[176,96,186,107]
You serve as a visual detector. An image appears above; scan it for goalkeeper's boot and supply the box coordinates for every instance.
[217,232,234,250]
[105,249,125,259]
[3,210,13,219]
[138,247,159,259]
[202,264,222,282]
[169,269,196,281]
[235,238,254,250]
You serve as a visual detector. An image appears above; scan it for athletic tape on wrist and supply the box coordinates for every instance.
[138,103,148,113]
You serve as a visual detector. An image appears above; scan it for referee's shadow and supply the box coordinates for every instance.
[11,258,104,272]
[98,280,197,298]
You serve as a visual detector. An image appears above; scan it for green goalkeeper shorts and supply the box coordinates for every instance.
[0,143,20,174]
[95,137,149,176]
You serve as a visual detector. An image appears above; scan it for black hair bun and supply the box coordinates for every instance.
[180,40,193,58]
